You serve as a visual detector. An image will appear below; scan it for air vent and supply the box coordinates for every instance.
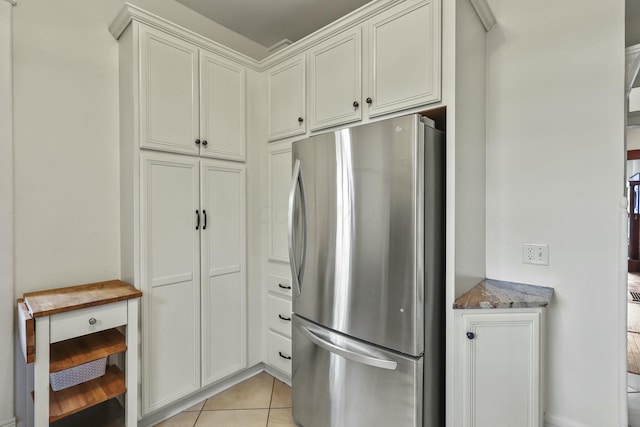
[630,291,640,302]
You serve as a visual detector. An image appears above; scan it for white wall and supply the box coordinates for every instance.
[13,0,123,295]
[0,3,15,426]
[485,0,625,425]
[454,0,486,295]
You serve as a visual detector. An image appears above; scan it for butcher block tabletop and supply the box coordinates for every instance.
[23,279,142,318]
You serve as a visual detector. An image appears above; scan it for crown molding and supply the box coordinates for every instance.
[268,39,292,54]
[469,0,496,32]
[257,0,411,70]
[108,2,261,71]
[109,0,445,72]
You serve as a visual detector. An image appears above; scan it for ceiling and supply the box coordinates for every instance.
[174,0,371,49]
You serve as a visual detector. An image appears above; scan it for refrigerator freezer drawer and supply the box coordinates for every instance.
[292,315,423,427]
[267,294,293,338]
[267,330,292,375]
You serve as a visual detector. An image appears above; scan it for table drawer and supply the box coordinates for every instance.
[50,301,128,343]
[267,331,291,375]
[267,295,292,338]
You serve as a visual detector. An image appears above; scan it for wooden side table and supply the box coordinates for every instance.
[18,280,142,426]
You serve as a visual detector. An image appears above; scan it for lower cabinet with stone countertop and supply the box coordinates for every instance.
[453,279,553,427]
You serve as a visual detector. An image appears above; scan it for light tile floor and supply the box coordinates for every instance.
[154,372,295,427]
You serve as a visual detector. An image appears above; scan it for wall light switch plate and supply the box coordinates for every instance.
[523,243,549,265]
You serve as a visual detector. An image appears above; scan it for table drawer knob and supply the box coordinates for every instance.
[89,318,97,325]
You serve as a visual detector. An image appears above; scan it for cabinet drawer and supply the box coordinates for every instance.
[267,331,292,375]
[50,301,128,343]
[267,273,292,298]
[267,295,292,338]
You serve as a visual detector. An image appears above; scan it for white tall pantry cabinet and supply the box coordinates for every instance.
[111,8,248,416]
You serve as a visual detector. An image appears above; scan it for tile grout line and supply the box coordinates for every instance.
[266,377,275,427]
[192,406,203,427]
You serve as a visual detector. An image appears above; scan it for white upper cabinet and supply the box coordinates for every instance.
[308,27,362,131]
[139,24,246,160]
[366,0,441,117]
[267,55,306,141]
[140,26,199,156]
[199,52,246,161]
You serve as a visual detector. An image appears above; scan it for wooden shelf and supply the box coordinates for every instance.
[49,364,126,423]
[50,329,126,373]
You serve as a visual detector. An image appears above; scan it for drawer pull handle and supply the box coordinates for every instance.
[278,351,292,360]
[278,314,291,321]
[278,283,292,290]
[466,332,475,340]
[88,318,97,325]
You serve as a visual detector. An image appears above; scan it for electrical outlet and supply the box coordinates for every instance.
[523,243,549,265]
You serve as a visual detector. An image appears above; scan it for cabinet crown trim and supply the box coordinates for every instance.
[468,0,496,32]
[109,0,443,73]
[108,3,261,71]
[259,0,411,70]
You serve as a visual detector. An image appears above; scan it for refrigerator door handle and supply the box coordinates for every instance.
[297,322,398,371]
[288,159,307,296]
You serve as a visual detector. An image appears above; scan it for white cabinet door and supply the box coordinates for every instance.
[267,56,306,141]
[200,159,246,386]
[141,152,201,413]
[461,312,541,427]
[267,142,292,262]
[139,25,199,155]
[367,0,441,117]
[309,27,362,131]
[199,51,246,161]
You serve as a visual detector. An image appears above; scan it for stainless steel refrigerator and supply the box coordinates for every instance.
[288,114,445,427]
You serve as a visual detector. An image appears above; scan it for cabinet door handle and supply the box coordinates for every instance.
[195,139,201,145]
[366,97,373,105]
[353,101,359,108]
[466,332,475,340]
[298,117,304,124]
[88,318,97,325]
[279,351,292,360]
[278,283,292,290]
[278,314,291,321]
[203,210,207,230]
[202,140,208,146]
[196,210,200,230]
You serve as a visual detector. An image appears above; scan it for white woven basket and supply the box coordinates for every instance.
[50,357,107,391]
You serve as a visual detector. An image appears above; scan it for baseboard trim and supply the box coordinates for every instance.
[0,418,16,427]
[263,364,291,386]
[545,413,590,427]
[138,363,265,427]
